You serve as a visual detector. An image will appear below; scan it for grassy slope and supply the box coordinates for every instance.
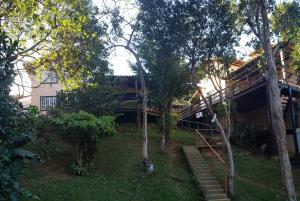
[21,126,204,201]
[21,126,300,201]
[233,149,300,201]
[209,147,300,201]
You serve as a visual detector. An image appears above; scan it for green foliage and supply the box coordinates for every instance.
[2,0,109,90]
[271,1,300,42]
[69,162,91,176]
[137,0,192,136]
[52,111,116,174]
[0,30,36,200]
[231,122,257,150]
[56,83,118,116]
[271,1,300,71]
[169,112,179,130]
[21,128,204,201]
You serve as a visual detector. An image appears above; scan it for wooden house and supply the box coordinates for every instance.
[178,43,300,155]
[111,75,159,125]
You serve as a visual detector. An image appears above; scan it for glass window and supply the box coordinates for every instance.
[41,70,58,84]
[40,96,57,111]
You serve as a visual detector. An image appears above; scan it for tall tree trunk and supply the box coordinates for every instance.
[260,1,297,200]
[139,67,149,161]
[191,62,234,198]
[160,110,166,152]
[114,42,153,174]
[165,101,172,141]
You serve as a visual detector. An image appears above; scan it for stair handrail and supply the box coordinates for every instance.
[196,129,226,164]
[195,129,228,196]
[179,120,220,135]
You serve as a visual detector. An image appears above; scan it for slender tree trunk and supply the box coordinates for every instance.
[165,101,172,141]
[160,111,166,152]
[260,1,297,200]
[139,67,149,161]
[114,41,153,174]
[191,61,234,198]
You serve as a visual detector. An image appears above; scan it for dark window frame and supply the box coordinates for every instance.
[40,96,57,111]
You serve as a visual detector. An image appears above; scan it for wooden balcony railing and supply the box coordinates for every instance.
[179,66,300,120]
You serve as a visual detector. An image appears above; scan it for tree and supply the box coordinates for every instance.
[172,0,238,197]
[238,0,299,200]
[145,48,190,151]
[56,81,118,116]
[271,1,300,71]
[1,0,109,92]
[52,111,116,176]
[102,0,154,173]
[0,30,36,200]
[137,0,191,151]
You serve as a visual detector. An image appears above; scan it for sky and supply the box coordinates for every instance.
[93,0,255,76]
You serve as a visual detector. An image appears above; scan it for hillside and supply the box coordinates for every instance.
[21,126,300,201]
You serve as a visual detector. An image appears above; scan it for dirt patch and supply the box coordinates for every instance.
[39,159,71,180]
[22,158,72,187]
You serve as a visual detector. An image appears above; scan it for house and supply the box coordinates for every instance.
[27,69,62,112]
[110,75,159,125]
[178,43,300,155]
[24,71,159,125]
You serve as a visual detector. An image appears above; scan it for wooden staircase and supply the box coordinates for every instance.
[183,146,229,201]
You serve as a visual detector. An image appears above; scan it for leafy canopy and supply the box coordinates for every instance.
[2,0,109,90]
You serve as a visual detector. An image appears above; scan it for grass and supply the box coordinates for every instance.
[21,126,204,201]
[205,147,300,201]
[21,125,300,201]
[233,149,300,201]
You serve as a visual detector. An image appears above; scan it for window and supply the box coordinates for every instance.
[40,96,57,111]
[41,70,58,84]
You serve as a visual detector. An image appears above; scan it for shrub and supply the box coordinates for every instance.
[0,31,37,200]
[52,111,116,174]
[56,84,118,116]
[231,122,257,150]
[69,162,91,176]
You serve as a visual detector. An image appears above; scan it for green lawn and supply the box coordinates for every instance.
[205,147,300,201]
[21,126,300,201]
[21,126,204,201]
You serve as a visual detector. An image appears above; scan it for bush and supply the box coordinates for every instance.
[69,162,91,176]
[231,122,257,150]
[52,111,116,174]
[0,30,38,200]
[56,84,118,116]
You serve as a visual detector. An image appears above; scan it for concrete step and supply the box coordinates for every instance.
[206,193,227,200]
[194,167,210,171]
[202,184,222,190]
[183,146,228,201]
[200,180,219,185]
[207,199,230,201]
[199,177,216,181]
[206,189,225,194]
[195,171,213,177]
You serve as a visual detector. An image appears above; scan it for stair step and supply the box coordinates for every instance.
[200,180,219,185]
[194,167,209,170]
[202,184,222,190]
[206,193,227,199]
[200,177,216,181]
[206,189,224,194]
[183,146,228,201]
